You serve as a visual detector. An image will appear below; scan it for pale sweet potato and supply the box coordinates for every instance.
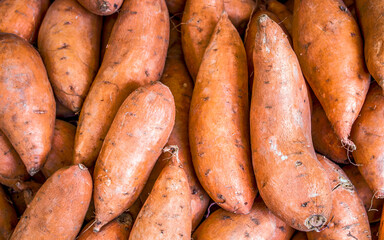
[76,0,122,15]
[0,186,17,240]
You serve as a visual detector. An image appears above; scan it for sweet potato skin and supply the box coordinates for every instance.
[10,164,92,240]
[189,13,256,214]
[225,0,256,35]
[292,0,370,148]
[0,33,55,176]
[351,83,384,198]
[307,155,371,240]
[76,0,122,15]
[38,0,102,112]
[93,82,175,231]
[266,0,292,35]
[0,186,17,240]
[74,0,169,168]
[250,14,332,231]
[193,197,294,240]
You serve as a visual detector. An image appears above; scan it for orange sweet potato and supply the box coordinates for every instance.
[100,13,117,61]
[38,0,102,112]
[292,0,370,150]
[166,0,187,14]
[224,0,257,35]
[189,13,257,214]
[76,0,122,15]
[181,0,224,80]
[0,33,55,176]
[266,0,292,35]
[193,197,295,240]
[10,164,92,240]
[74,0,169,168]
[291,232,308,240]
[307,155,371,240]
[250,14,332,231]
[93,82,175,231]
[0,186,17,240]
[129,146,191,239]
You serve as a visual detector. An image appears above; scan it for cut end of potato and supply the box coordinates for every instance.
[304,214,327,232]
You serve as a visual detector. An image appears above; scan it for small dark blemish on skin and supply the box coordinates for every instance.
[114,3,118,8]
[278,226,286,232]
[245,232,250,238]
[64,21,71,25]
[264,81,270,84]
[295,161,302,166]
[145,70,150,77]
[205,169,211,176]
[66,71,69,75]
[339,5,348,12]
[58,43,69,50]
[203,97,209,101]
[251,217,260,225]
[301,201,309,207]
[239,164,245,171]
[265,105,272,109]
[351,32,356,37]
[60,56,67,60]
[222,215,231,220]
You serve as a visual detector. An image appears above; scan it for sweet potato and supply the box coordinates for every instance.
[181,0,224,80]
[225,0,257,35]
[93,82,175,231]
[56,98,76,118]
[311,97,348,163]
[78,213,133,240]
[292,0,370,150]
[307,155,371,239]
[100,13,117,60]
[0,33,55,176]
[76,0,122,15]
[0,186,17,240]
[250,14,332,231]
[38,0,102,112]
[343,164,384,223]
[140,20,209,230]
[166,0,187,14]
[351,83,384,198]
[189,13,256,214]
[193,197,295,240]
[356,0,384,91]
[41,120,76,178]
[291,232,308,240]
[266,0,292,35]
[10,164,92,240]
[14,181,42,206]
[129,146,191,239]
[74,0,169,167]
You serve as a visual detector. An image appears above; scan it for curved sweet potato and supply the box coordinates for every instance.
[193,197,295,240]
[93,82,175,231]
[225,0,256,35]
[100,13,117,61]
[0,186,17,240]
[0,33,55,176]
[190,13,257,214]
[74,0,169,168]
[291,232,308,240]
[307,155,371,240]
[129,146,191,240]
[166,0,186,14]
[10,164,92,240]
[250,14,332,231]
[292,0,370,150]
[41,120,76,178]
[76,0,122,15]
[181,0,224,80]
[266,0,292,35]
[38,0,102,112]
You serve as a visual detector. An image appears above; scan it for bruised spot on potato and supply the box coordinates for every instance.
[222,215,231,220]
[64,21,71,25]
[278,226,286,232]
[251,217,260,225]
[114,3,118,9]
[351,32,356,37]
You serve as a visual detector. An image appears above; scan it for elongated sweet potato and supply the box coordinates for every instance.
[225,0,256,35]
[250,14,332,231]
[166,0,186,14]
[100,13,117,61]
[0,33,55,176]
[0,186,17,240]
[190,13,256,214]
[140,20,209,230]
[76,0,122,15]
[351,83,384,198]
[307,155,371,239]
[74,0,169,168]
[78,213,133,240]
[129,146,191,239]
[181,0,224,80]
[292,0,370,150]
[38,0,102,112]
[41,120,75,178]
[193,197,294,240]
[266,0,292,35]
[291,232,308,240]
[93,82,175,231]
[10,164,92,240]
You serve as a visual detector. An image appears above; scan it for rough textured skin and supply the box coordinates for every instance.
[78,213,133,240]
[193,198,295,240]
[10,164,92,240]
[225,0,257,35]
[0,186,17,240]
[38,0,102,112]
[0,33,56,176]
[0,0,49,42]
[93,82,175,231]
[129,147,192,240]
[292,232,308,240]
[41,120,76,178]
[307,155,371,240]
[311,98,347,163]
[100,13,117,60]
[190,13,257,214]
[266,0,292,35]
[181,0,224,80]
[292,0,370,150]
[74,0,169,168]
[0,131,29,189]
[140,21,209,230]
[343,165,384,223]
[166,0,186,14]
[356,0,384,91]
[351,83,384,198]
[76,0,122,15]
[250,15,332,232]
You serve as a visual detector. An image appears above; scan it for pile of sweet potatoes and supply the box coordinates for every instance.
[2,0,384,239]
